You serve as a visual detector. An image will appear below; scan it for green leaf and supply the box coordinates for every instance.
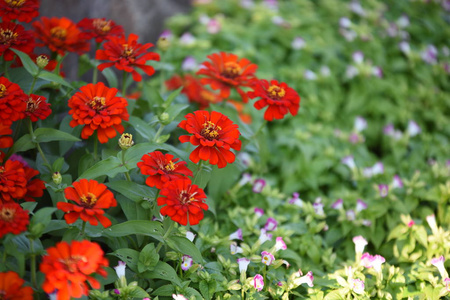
[11,49,39,76]
[28,207,57,239]
[163,87,183,109]
[10,134,35,153]
[38,70,74,88]
[141,261,181,286]
[128,116,155,140]
[34,128,81,143]
[103,220,164,242]
[199,280,215,300]
[101,67,118,88]
[138,243,159,273]
[106,181,155,202]
[152,284,175,296]
[78,156,125,180]
[112,248,140,273]
[166,236,203,263]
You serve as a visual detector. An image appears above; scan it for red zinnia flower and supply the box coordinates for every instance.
[24,93,52,122]
[157,179,208,226]
[166,74,223,109]
[138,151,193,189]
[0,76,27,125]
[196,52,258,103]
[0,21,35,61]
[40,240,108,300]
[23,165,45,201]
[247,79,300,121]
[0,202,29,238]
[179,110,242,169]
[0,271,33,299]
[0,123,13,148]
[0,0,39,23]
[77,18,124,43]
[96,33,160,82]
[68,82,129,144]
[57,179,117,228]
[0,158,27,202]
[33,16,90,56]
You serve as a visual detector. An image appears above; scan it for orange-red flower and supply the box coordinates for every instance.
[96,33,160,82]
[157,178,208,226]
[77,18,124,43]
[0,21,35,61]
[166,74,223,109]
[68,82,129,144]
[0,202,29,238]
[0,123,13,148]
[24,93,52,122]
[138,151,193,189]
[0,76,27,125]
[0,158,27,202]
[40,240,108,300]
[197,52,258,103]
[248,79,300,121]
[0,0,39,23]
[57,179,117,228]
[23,165,45,201]
[33,16,90,56]
[0,271,33,299]
[179,110,242,168]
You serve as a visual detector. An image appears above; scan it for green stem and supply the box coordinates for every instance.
[29,238,37,288]
[27,119,51,170]
[122,72,128,97]
[92,43,101,84]
[155,220,175,253]
[153,125,165,142]
[121,149,132,181]
[242,120,267,150]
[28,74,39,94]
[192,160,204,184]
[80,221,87,238]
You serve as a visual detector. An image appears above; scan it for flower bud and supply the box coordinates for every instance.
[36,55,49,69]
[157,37,171,52]
[52,172,62,185]
[158,112,170,125]
[119,133,134,150]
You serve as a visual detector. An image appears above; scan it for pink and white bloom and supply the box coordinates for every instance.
[264,218,278,231]
[444,277,450,291]
[229,228,243,241]
[291,36,306,50]
[294,271,314,287]
[238,173,252,186]
[230,242,243,255]
[407,220,415,227]
[372,255,386,273]
[378,184,389,198]
[172,294,188,300]
[353,236,368,255]
[356,199,367,212]
[181,255,193,271]
[426,214,438,234]
[275,237,287,252]
[350,278,365,294]
[258,228,273,244]
[349,0,366,16]
[399,41,411,55]
[253,179,266,193]
[372,162,384,175]
[362,219,372,227]
[114,261,126,278]
[407,120,421,137]
[354,116,367,132]
[179,32,196,46]
[372,66,383,78]
[313,202,325,216]
[289,192,303,207]
[339,17,352,28]
[331,198,343,210]
[181,56,198,72]
[421,45,438,64]
[392,175,403,189]
[360,253,373,268]
[186,231,196,242]
[254,207,265,218]
[346,209,356,221]
[342,155,356,169]
[352,51,364,64]
[253,274,265,291]
[237,258,250,273]
[207,18,221,34]
[431,256,449,278]
[261,251,275,266]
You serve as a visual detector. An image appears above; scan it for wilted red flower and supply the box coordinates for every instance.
[96,33,160,82]
[0,202,29,238]
[0,21,35,61]
[24,93,52,122]
[57,179,117,228]
[248,79,300,121]
[138,151,193,189]
[197,52,258,102]
[179,110,241,168]
[0,158,27,202]
[0,0,39,23]
[40,240,108,300]
[68,82,129,143]
[0,123,13,148]
[33,16,90,56]
[0,271,33,299]
[77,18,124,43]
[0,76,27,125]
[166,74,223,109]
[157,179,208,226]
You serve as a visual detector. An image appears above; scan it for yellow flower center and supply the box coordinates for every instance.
[93,18,111,33]
[122,44,134,57]
[0,29,18,44]
[0,207,15,222]
[179,191,195,205]
[267,85,286,100]
[201,121,221,140]
[164,161,176,172]
[26,96,42,113]
[5,0,26,7]
[50,27,67,40]
[89,96,106,111]
[0,84,7,98]
[223,62,241,78]
[80,192,98,208]
[60,255,87,272]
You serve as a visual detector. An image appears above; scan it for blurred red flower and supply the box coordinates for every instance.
[157,179,208,226]
[0,271,33,299]
[229,100,252,124]
[57,179,117,228]
[33,16,90,56]
[0,76,27,125]
[179,110,241,168]
[25,94,52,122]
[248,79,300,121]
[0,158,27,202]
[77,18,124,43]
[23,165,45,201]
[0,202,29,238]
[0,21,35,61]
[0,123,13,148]
[68,82,129,144]
[197,52,257,102]
[40,240,108,300]
[96,33,160,82]
[138,151,193,189]
[0,0,39,23]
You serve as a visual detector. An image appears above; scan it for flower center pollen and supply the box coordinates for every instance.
[0,29,18,44]
[5,0,26,7]
[93,19,111,33]
[50,27,67,40]
[26,96,42,113]
[179,191,195,205]
[223,62,241,78]
[122,44,134,58]
[89,96,106,111]
[0,208,15,222]
[201,121,221,140]
[267,85,286,100]
[80,192,98,208]
[164,161,176,172]
[0,84,7,98]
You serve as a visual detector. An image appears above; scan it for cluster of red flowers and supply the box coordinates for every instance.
[0,271,34,299]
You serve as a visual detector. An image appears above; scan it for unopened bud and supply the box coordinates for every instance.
[157,37,171,52]
[52,172,62,184]
[36,55,49,69]
[119,133,134,150]
[158,112,170,125]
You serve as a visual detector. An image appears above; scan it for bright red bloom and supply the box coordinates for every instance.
[166,74,223,109]
[0,76,27,125]
[197,52,258,103]
[77,18,124,43]
[33,17,90,56]
[0,0,39,23]
[248,79,300,121]
[68,82,129,144]
[23,165,45,201]
[96,33,160,82]
[138,151,193,189]
[0,271,33,299]
[179,110,242,168]
[0,202,29,238]
[157,179,208,226]
[57,179,117,228]
[24,93,52,122]
[0,159,27,202]
[0,123,13,148]
[40,240,108,300]
[0,21,35,61]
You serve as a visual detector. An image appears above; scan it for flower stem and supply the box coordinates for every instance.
[242,120,267,150]
[80,221,87,238]
[155,220,175,253]
[153,125,165,142]
[27,119,52,171]
[193,160,204,185]
[29,238,37,288]
[28,74,39,94]
[121,149,131,181]
[92,43,101,84]
[122,72,128,97]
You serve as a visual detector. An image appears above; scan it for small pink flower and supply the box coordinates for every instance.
[172,294,188,300]
[275,237,287,252]
[230,242,243,255]
[313,202,325,216]
[431,256,449,278]
[354,116,367,132]
[352,51,364,64]
[181,56,198,72]
[356,199,367,212]
[261,251,275,266]
[342,156,356,169]
[237,258,250,273]
[361,252,373,268]
[378,184,389,198]
[114,261,126,278]
[350,278,365,294]
[289,192,303,207]
[258,228,273,244]
[392,175,403,189]
[444,277,450,292]
[407,220,415,227]
[229,228,243,241]
[264,217,278,231]
[346,209,356,221]
[253,274,264,291]
[353,236,368,255]
[294,271,314,287]
[207,18,221,34]
[181,255,193,271]
[331,199,343,210]
[254,207,265,218]
[407,120,421,136]
[291,36,306,50]
[372,255,386,273]
[253,179,266,193]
